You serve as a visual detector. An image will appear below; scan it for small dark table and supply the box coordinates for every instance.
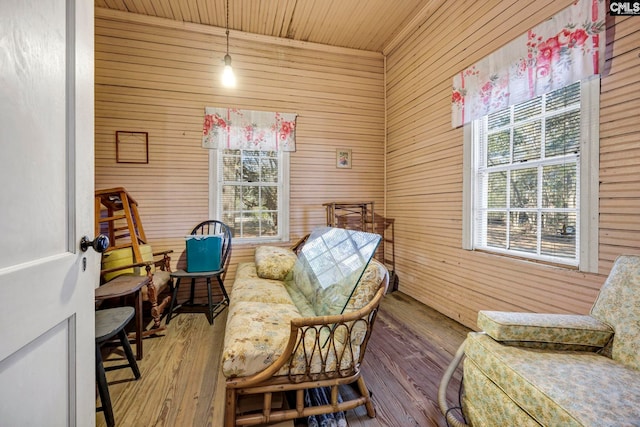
[95,274,149,360]
[167,269,230,325]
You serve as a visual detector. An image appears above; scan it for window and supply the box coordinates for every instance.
[210,148,289,243]
[203,108,296,243]
[463,78,599,272]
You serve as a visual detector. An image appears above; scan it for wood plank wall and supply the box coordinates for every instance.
[385,0,640,328]
[95,3,639,331]
[94,8,385,280]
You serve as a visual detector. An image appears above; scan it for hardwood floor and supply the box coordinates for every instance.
[97,291,470,427]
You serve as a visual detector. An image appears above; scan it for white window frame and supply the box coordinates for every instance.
[209,149,290,244]
[462,77,599,273]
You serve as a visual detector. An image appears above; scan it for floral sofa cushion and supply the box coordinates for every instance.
[477,311,613,351]
[222,248,385,379]
[235,261,261,279]
[254,245,298,281]
[222,300,301,378]
[464,331,640,426]
[334,260,387,345]
[231,264,295,305]
[590,255,640,370]
[344,260,386,312]
[463,359,543,427]
[283,281,316,318]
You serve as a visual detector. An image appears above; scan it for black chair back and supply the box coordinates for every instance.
[190,220,232,279]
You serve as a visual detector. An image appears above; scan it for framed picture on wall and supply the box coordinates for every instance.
[116,131,149,164]
[336,149,352,169]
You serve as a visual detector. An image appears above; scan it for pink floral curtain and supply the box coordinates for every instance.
[202,107,297,151]
[451,0,605,128]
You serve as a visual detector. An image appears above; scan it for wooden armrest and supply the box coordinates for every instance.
[152,249,173,272]
[153,249,174,257]
[290,301,378,329]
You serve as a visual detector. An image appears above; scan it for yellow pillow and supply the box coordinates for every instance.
[102,244,154,282]
[254,245,297,281]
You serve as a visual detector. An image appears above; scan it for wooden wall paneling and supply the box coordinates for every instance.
[385,1,640,329]
[95,3,639,331]
[94,9,386,288]
[598,14,640,267]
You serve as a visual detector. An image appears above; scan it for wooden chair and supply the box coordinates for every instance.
[166,220,232,325]
[99,245,173,331]
[95,187,173,331]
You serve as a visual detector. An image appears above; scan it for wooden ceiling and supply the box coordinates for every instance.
[94,0,435,53]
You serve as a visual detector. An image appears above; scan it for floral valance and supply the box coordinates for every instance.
[451,0,605,128]
[203,107,297,151]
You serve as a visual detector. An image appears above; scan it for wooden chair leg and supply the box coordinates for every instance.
[189,278,196,304]
[166,277,181,325]
[356,376,376,417]
[96,344,115,427]
[154,295,171,325]
[217,275,230,302]
[225,388,237,427]
[118,329,141,379]
[146,281,171,329]
[206,278,214,325]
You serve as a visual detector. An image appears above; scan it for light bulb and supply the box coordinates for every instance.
[222,54,236,87]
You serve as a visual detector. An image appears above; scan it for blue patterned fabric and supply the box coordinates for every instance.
[306,387,347,427]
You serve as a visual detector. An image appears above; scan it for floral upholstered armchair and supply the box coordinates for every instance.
[439,255,640,426]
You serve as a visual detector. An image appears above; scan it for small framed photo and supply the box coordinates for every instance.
[336,149,352,169]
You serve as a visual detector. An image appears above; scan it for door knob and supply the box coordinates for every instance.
[80,235,109,253]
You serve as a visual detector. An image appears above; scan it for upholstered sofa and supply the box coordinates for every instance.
[222,236,389,427]
[439,255,640,426]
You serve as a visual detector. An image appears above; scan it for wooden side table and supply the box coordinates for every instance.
[95,274,150,360]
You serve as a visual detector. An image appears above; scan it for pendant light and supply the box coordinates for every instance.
[221,0,236,87]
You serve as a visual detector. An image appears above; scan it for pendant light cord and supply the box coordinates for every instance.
[221,0,235,86]
[225,0,230,55]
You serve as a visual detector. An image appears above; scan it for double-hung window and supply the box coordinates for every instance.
[463,79,599,271]
[210,148,289,243]
[455,0,604,273]
[203,108,296,244]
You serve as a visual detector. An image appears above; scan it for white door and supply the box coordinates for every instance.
[0,0,97,426]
